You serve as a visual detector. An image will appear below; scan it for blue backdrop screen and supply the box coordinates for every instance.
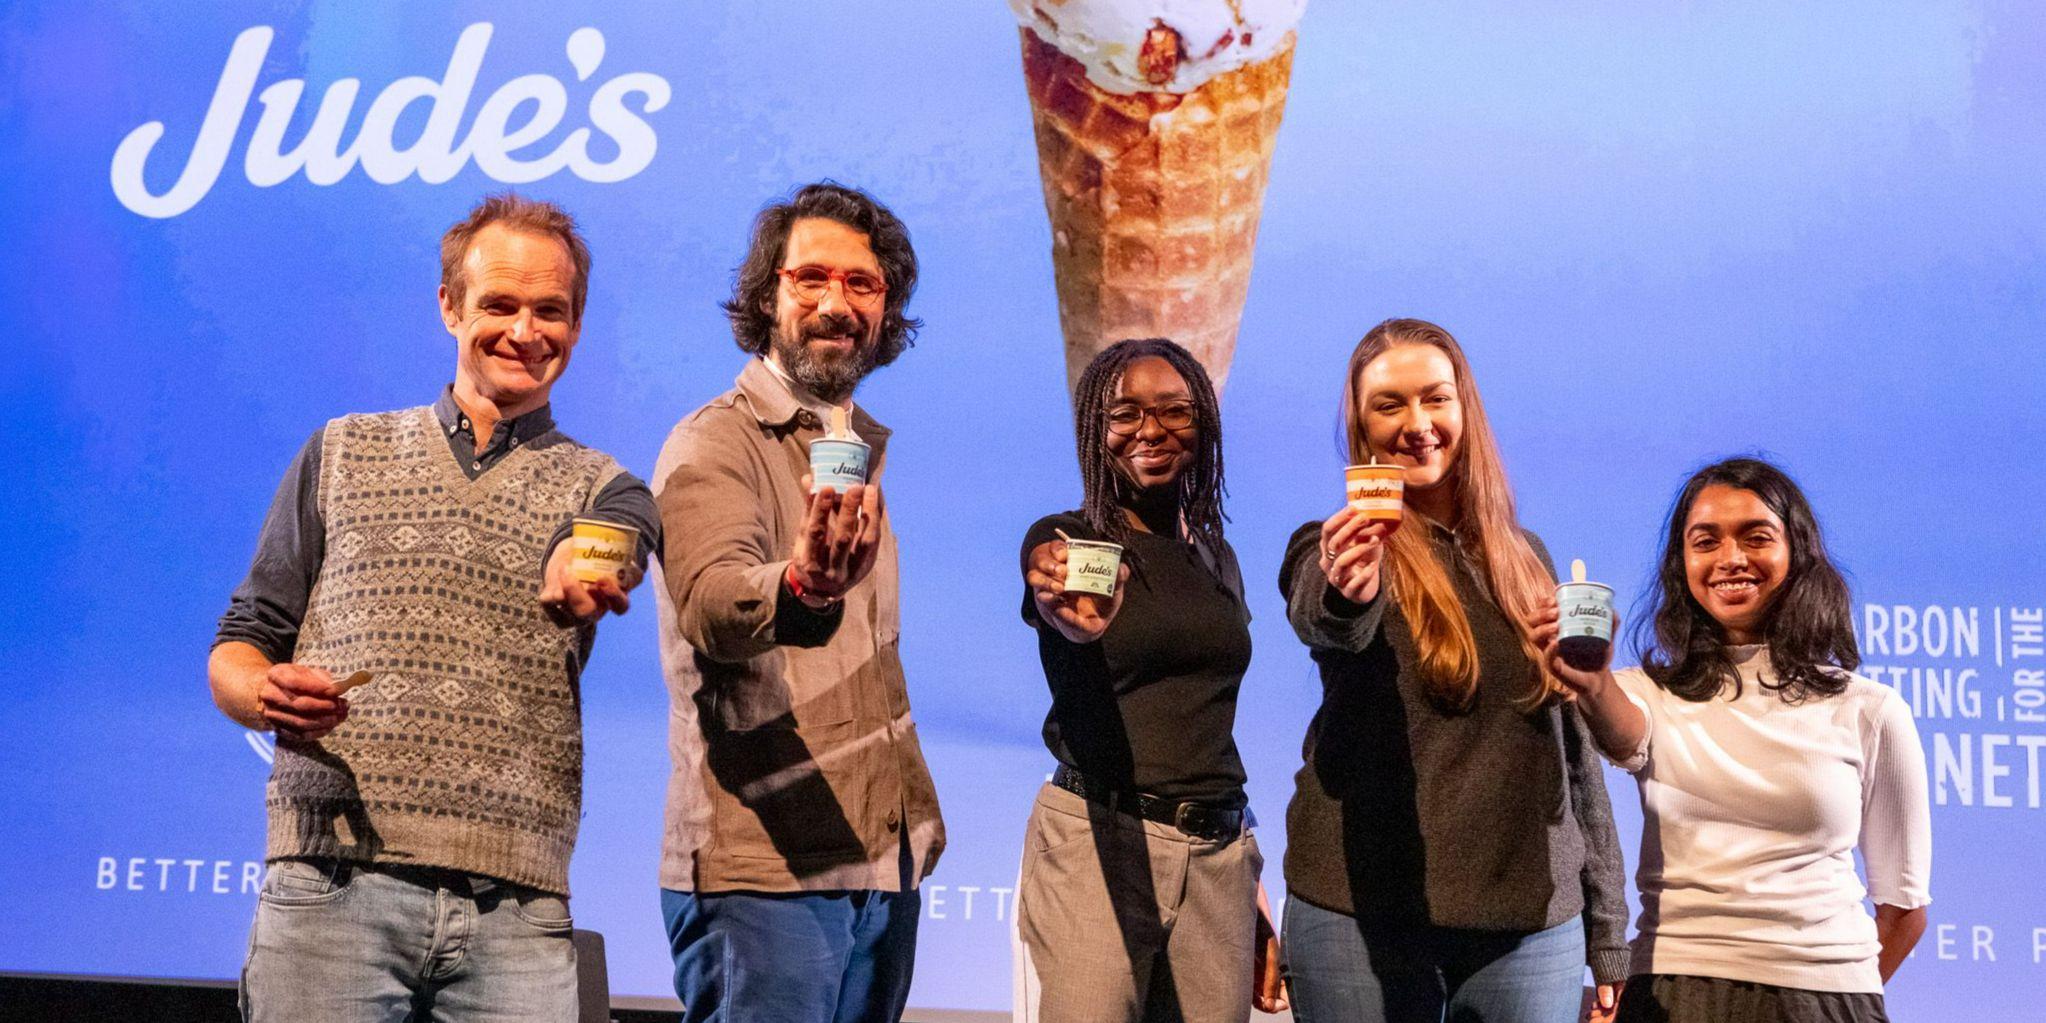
[3,2,2043,1016]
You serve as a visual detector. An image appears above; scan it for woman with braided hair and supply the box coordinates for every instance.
[1011,337,1283,1022]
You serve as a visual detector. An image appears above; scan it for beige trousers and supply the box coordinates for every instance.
[1013,782,1262,1023]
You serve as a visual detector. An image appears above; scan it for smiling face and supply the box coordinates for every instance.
[441,224,580,417]
[768,217,886,404]
[1356,344,1464,497]
[1105,356,1198,491]
[1683,484,1792,644]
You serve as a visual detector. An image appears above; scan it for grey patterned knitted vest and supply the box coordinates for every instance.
[268,406,622,894]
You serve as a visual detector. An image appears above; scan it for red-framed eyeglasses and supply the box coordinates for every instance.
[776,265,888,304]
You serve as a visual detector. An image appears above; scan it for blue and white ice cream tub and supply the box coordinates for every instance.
[808,437,871,494]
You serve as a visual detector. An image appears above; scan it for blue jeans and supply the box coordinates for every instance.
[239,859,576,1023]
[1281,894,1585,1023]
[662,886,920,1023]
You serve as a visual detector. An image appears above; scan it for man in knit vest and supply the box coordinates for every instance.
[209,194,657,1022]
[653,182,945,1021]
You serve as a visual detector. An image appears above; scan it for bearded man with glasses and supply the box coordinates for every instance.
[649,182,946,1021]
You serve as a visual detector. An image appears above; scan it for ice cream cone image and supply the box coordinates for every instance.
[1011,0,1304,395]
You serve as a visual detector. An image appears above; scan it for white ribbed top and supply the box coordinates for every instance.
[1610,648,1932,992]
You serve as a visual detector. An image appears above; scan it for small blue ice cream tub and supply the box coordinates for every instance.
[808,437,871,494]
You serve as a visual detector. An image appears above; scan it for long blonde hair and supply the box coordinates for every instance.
[1343,318,1564,713]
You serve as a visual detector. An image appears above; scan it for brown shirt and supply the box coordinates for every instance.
[652,359,945,893]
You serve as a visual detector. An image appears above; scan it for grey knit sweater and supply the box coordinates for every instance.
[266,407,622,895]
[1278,518,1631,985]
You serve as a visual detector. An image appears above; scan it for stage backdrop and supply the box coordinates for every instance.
[4,2,2043,1017]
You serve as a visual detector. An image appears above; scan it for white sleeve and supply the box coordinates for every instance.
[1860,685,1932,909]
[1606,669,1654,774]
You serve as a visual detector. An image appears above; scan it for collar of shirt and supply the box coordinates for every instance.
[1727,643,1770,672]
[1415,510,1461,546]
[758,356,864,442]
[738,357,889,444]
[433,384,557,471]
[1415,510,1500,592]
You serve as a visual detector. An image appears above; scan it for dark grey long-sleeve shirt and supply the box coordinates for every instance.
[214,386,659,663]
[1277,518,1632,985]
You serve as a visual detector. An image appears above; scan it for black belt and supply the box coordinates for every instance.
[1050,764,1245,842]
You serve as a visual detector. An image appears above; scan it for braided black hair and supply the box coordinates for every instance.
[1071,338,1228,554]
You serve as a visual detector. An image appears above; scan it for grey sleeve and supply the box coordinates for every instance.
[1279,520,1386,653]
[1563,704,1633,984]
[1532,527,1630,979]
[545,471,663,569]
[213,429,325,664]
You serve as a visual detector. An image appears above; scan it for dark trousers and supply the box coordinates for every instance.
[1616,974,1889,1023]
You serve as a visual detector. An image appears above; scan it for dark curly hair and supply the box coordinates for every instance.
[1071,338,1228,556]
[1631,456,1857,704]
[722,181,922,364]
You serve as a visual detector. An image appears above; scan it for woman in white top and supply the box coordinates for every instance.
[1530,457,1931,1023]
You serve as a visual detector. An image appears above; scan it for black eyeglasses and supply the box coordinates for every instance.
[1105,401,1197,436]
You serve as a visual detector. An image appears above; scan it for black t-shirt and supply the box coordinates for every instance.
[1020,511,1253,807]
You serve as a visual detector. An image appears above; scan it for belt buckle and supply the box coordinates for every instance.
[1173,803,1220,840]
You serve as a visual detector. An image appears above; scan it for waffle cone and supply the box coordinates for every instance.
[1020,26,1294,396]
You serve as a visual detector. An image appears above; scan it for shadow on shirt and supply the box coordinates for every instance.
[1309,641,1434,922]
[696,687,868,874]
[1046,641,1193,1018]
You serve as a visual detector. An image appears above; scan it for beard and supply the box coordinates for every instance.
[770,310,877,405]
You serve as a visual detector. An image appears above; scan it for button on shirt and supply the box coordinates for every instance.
[445,402,525,478]
[650,358,944,894]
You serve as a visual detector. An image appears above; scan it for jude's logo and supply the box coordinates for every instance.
[111,23,671,219]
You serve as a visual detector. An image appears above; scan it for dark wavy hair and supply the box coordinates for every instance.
[1631,457,1856,703]
[1072,338,1228,556]
[722,181,922,364]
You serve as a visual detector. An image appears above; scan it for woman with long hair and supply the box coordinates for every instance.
[1530,457,1931,1022]
[1012,337,1284,1022]
[1279,318,1628,1022]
